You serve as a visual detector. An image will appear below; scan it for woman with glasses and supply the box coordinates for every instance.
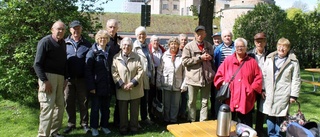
[112,37,144,135]
[85,30,113,136]
[214,37,262,127]
[261,38,301,137]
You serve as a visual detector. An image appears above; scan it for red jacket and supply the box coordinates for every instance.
[214,53,262,114]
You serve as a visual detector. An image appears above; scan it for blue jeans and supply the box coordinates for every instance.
[266,116,285,137]
[90,95,111,129]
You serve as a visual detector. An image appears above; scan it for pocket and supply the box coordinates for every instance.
[174,78,183,89]
[161,74,169,86]
[38,92,48,103]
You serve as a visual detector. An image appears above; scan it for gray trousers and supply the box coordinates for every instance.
[188,83,211,122]
[119,98,140,132]
[163,89,181,123]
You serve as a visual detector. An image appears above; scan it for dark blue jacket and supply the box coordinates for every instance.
[65,35,91,79]
[85,43,115,96]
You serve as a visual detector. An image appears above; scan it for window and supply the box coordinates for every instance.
[173,4,178,10]
[162,4,168,10]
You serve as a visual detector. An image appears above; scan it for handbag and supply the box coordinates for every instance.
[216,60,245,102]
[280,100,306,132]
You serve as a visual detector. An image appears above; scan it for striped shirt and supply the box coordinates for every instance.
[220,44,233,64]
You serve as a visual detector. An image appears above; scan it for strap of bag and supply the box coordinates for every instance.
[229,60,246,82]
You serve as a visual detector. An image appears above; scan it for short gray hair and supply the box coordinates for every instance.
[120,37,133,48]
[150,35,159,41]
[234,37,248,47]
[135,26,146,36]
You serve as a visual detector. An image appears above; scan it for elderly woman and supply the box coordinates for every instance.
[214,37,262,127]
[112,37,144,135]
[132,26,154,125]
[157,37,184,124]
[85,30,113,136]
[261,38,301,137]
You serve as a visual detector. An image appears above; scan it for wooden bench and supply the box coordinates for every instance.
[301,79,320,87]
[167,120,237,137]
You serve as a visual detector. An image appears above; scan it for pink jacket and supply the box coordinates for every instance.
[214,53,262,114]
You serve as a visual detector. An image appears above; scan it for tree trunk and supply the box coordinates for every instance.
[199,0,215,44]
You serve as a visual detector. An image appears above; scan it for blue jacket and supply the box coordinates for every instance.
[214,42,236,68]
[85,43,115,96]
[65,35,91,79]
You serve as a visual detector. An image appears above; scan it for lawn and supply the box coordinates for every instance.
[0,70,319,137]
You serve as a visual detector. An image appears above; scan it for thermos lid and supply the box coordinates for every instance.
[219,104,231,112]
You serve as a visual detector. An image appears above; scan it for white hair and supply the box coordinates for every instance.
[150,35,159,41]
[120,37,133,48]
[234,37,248,47]
[135,26,146,36]
[106,19,119,27]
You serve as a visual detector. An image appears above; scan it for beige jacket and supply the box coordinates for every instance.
[260,51,301,116]
[112,52,144,100]
[132,40,154,90]
[182,40,215,87]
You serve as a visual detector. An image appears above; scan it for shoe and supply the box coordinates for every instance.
[63,126,75,134]
[143,119,154,125]
[138,123,142,128]
[82,125,91,133]
[51,133,64,137]
[120,130,128,135]
[101,127,111,134]
[91,128,99,136]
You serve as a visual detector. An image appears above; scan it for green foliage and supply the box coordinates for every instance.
[233,3,288,51]
[233,3,320,68]
[189,5,199,17]
[0,0,101,105]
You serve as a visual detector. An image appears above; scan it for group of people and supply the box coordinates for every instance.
[33,19,300,137]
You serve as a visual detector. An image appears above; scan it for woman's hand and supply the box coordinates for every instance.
[90,89,96,94]
[289,98,296,103]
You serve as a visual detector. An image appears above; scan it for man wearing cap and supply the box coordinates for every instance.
[182,25,215,122]
[63,20,92,134]
[211,32,222,50]
[248,32,269,136]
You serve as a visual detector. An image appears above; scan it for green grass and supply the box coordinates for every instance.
[1,70,319,136]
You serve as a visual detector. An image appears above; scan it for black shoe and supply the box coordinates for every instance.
[82,125,91,133]
[63,126,75,134]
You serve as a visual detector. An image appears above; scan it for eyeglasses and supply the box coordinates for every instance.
[277,45,288,50]
[235,46,246,49]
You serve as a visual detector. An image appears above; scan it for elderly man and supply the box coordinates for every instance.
[105,19,122,127]
[248,32,270,137]
[148,35,165,120]
[34,20,67,137]
[214,30,235,68]
[212,30,236,120]
[182,25,215,122]
[211,32,221,50]
[63,20,91,134]
[178,33,188,120]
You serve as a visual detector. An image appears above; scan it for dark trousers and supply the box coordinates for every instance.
[140,89,149,120]
[179,90,188,116]
[255,94,265,133]
[90,94,111,129]
[113,94,120,126]
[64,78,88,127]
[232,109,254,128]
[119,98,140,132]
[210,85,218,120]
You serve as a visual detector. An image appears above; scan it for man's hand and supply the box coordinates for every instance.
[290,98,296,103]
[200,53,212,61]
[43,81,52,94]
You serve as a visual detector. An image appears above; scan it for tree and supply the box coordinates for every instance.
[233,3,289,51]
[0,0,103,105]
[199,0,215,44]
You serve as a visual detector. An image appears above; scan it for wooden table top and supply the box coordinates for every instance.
[167,120,237,137]
[305,68,320,73]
